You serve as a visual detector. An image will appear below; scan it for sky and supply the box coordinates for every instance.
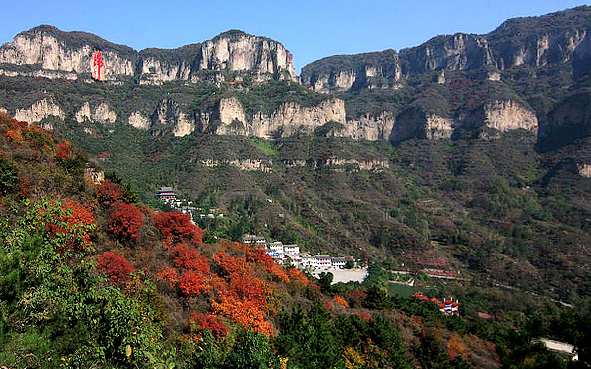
[0,0,588,73]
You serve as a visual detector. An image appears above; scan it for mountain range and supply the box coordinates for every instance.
[1,6,591,300]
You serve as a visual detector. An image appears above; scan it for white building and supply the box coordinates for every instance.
[284,244,300,256]
[331,257,346,268]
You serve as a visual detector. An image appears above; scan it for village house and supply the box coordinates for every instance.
[315,255,332,269]
[242,235,267,246]
[331,257,347,268]
[283,244,300,256]
[156,186,177,201]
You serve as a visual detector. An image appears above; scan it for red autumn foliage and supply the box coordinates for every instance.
[323,300,334,312]
[109,202,143,241]
[179,271,208,297]
[96,182,123,206]
[153,211,203,247]
[287,268,312,286]
[56,141,72,161]
[171,244,210,273]
[157,267,179,284]
[97,251,133,285]
[356,312,372,322]
[209,248,274,336]
[45,200,96,252]
[189,313,228,338]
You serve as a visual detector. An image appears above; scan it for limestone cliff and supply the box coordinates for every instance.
[13,98,64,129]
[150,99,194,137]
[128,111,150,130]
[391,100,537,142]
[0,26,297,83]
[301,50,401,92]
[76,102,117,124]
[0,25,135,80]
[302,7,591,91]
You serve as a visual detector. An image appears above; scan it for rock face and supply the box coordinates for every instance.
[75,102,117,124]
[301,50,402,92]
[0,26,135,80]
[14,98,64,125]
[0,26,296,83]
[302,7,591,91]
[391,100,537,142]
[128,111,150,130]
[150,99,194,137]
[483,100,538,133]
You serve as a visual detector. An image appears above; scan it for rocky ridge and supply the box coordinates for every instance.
[0,26,297,83]
[301,6,591,91]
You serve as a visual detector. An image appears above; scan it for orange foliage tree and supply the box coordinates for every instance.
[153,211,203,248]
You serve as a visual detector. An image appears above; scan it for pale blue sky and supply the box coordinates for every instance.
[0,1,587,73]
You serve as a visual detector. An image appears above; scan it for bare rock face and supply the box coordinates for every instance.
[75,102,92,123]
[76,102,117,124]
[128,111,150,130]
[14,98,64,127]
[0,26,135,80]
[93,103,117,124]
[391,108,453,142]
[301,50,401,92]
[150,99,194,137]
[198,31,297,81]
[250,99,346,138]
[347,112,396,141]
[483,100,538,133]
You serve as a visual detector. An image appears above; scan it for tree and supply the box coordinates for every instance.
[109,202,143,242]
[97,252,133,285]
[153,211,204,247]
[0,156,17,195]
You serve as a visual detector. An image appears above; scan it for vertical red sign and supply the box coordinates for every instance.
[93,50,104,81]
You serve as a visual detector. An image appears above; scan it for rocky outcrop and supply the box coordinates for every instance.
[150,99,194,137]
[14,98,64,126]
[197,31,297,81]
[76,102,117,124]
[302,7,591,91]
[199,159,272,172]
[128,111,150,130]
[301,50,401,92]
[577,163,591,178]
[347,112,396,141]
[390,108,454,142]
[483,100,538,133]
[391,100,536,142]
[202,97,347,138]
[0,26,296,83]
[0,26,135,80]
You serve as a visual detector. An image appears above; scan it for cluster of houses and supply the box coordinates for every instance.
[242,235,353,270]
[155,187,226,220]
[412,291,460,316]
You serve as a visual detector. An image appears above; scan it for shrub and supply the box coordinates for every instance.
[0,156,18,195]
[97,251,133,285]
[109,202,143,242]
[96,182,123,206]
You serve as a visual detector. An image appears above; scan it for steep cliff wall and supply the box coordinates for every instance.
[0,25,135,80]
[302,7,591,91]
[0,26,297,83]
[75,102,117,124]
[150,99,194,137]
[13,98,64,128]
